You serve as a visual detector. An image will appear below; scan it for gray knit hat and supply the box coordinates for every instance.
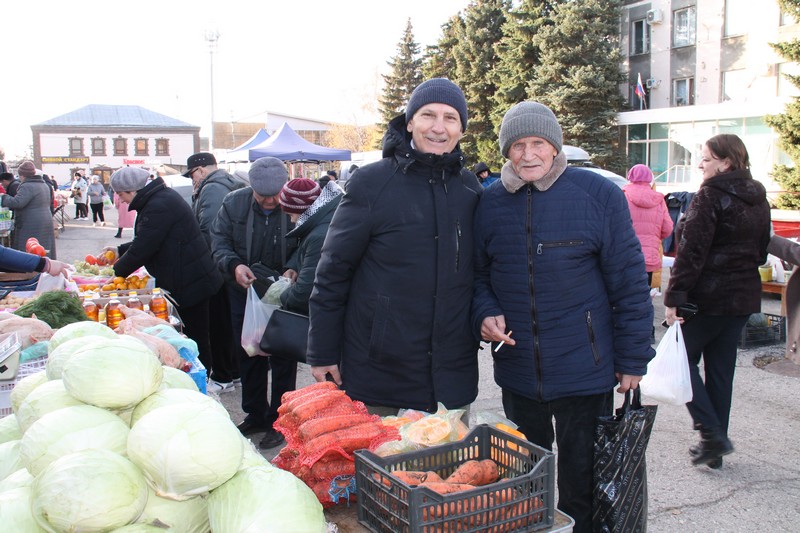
[499,102,563,158]
[249,157,288,196]
[405,78,468,132]
[110,167,149,192]
[17,161,37,178]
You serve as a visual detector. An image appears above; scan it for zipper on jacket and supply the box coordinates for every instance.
[537,240,584,254]
[526,187,544,400]
[455,220,461,273]
[585,311,602,365]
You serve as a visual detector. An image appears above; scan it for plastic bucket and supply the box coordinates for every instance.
[759,265,773,282]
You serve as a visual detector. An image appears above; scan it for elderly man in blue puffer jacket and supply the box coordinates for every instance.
[471,101,655,533]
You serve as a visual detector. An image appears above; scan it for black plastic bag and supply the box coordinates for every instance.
[592,388,657,533]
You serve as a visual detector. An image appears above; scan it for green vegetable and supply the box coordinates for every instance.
[48,321,117,354]
[0,468,34,493]
[0,413,23,445]
[16,380,85,433]
[13,290,88,329]
[0,486,46,532]
[134,485,210,532]
[61,336,163,410]
[10,371,48,414]
[31,449,148,531]
[207,465,326,533]
[130,388,227,427]
[21,404,130,476]
[159,365,199,392]
[46,335,113,380]
[0,440,24,481]
[127,403,242,500]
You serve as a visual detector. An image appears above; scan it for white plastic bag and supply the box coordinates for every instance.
[241,285,278,357]
[639,322,693,405]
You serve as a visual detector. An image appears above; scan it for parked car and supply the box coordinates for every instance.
[563,145,627,188]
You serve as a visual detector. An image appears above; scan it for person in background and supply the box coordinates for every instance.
[624,164,673,343]
[110,167,222,376]
[307,78,482,418]
[87,175,107,227]
[2,161,57,258]
[0,245,72,276]
[473,162,498,187]
[185,151,244,394]
[113,187,135,239]
[71,172,89,220]
[664,133,770,469]
[472,102,654,532]
[767,233,800,366]
[210,157,297,450]
[276,178,342,314]
[0,171,21,197]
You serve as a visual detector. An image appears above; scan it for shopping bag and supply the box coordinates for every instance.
[639,322,693,405]
[260,308,309,363]
[241,285,278,357]
[592,389,657,533]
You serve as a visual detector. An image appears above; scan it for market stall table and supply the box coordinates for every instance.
[761,280,787,316]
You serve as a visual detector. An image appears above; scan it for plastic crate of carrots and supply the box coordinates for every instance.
[355,424,555,533]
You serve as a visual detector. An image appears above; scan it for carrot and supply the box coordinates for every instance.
[278,381,338,413]
[390,470,435,486]
[445,459,499,486]
[303,421,387,457]
[298,413,376,442]
[291,390,348,423]
[311,457,356,479]
[419,481,475,495]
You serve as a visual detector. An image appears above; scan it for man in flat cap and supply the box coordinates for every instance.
[184,151,244,395]
[307,78,482,420]
[211,156,297,450]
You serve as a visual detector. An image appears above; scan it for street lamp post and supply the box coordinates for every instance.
[205,30,220,151]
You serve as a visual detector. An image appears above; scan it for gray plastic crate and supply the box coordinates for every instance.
[355,424,555,533]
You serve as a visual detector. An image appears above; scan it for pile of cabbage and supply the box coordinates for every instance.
[0,321,325,533]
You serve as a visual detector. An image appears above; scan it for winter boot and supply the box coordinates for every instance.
[691,427,733,467]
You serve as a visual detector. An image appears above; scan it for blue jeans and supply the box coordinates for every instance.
[680,313,749,434]
[502,389,613,533]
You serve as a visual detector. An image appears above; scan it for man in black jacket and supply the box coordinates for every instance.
[210,157,296,449]
[306,78,482,416]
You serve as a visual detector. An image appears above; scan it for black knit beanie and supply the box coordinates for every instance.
[405,78,468,132]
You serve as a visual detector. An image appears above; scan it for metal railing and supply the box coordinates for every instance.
[653,165,694,186]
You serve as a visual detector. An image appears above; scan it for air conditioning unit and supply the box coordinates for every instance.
[646,9,663,24]
[645,78,659,89]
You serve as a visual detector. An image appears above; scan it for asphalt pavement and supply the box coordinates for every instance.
[56,204,800,532]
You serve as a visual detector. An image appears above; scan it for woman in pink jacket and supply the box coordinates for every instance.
[113,191,136,238]
[624,164,673,285]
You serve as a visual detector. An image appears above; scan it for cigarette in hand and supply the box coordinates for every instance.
[495,331,512,352]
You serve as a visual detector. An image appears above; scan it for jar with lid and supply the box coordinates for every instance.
[126,291,143,311]
[105,293,124,329]
[82,293,99,321]
[149,288,169,321]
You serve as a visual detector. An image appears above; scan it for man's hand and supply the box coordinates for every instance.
[311,365,341,386]
[234,264,257,289]
[44,258,74,278]
[480,315,515,346]
[615,373,642,393]
[283,269,298,283]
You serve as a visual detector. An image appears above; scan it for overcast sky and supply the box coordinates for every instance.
[1,0,471,159]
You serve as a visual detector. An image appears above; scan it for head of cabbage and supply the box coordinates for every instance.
[16,379,85,433]
[31,449,148,532]
[61,335,163,410]
[48,321,117,354]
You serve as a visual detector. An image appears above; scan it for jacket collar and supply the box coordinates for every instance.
[129,177,166,211]
[382,114,466,175]
[500,152,568,193]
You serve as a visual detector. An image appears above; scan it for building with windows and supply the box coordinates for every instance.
[619,0,800,197]
[31,105,200,186]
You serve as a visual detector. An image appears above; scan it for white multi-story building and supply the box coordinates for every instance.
[31,105,200,187]
[619,0,800,197]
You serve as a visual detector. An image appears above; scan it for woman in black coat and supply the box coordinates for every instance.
[110,167,222,372]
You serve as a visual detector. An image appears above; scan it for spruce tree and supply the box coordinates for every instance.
[423,15,465,80]
[528,0,626,171]
[451,0,511,166]
[766,0,800,209]
[377,19,423,136]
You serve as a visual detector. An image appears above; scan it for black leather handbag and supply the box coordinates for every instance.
[260,308,309,363]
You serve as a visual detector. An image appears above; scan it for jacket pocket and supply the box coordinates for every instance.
[585,310,601,365]
[536,240,584,255]
[455,220,462,273]
[368,294,391,359]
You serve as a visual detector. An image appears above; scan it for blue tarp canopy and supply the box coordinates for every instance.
[248,122,351,162]
[224,128,272,162]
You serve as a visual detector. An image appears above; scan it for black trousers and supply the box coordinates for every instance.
[228,285,297,427]
[206,286,237,383]
[681,313,749,434]
[502,388,613,533]
[177,298,213,379]
[90,202,104,222]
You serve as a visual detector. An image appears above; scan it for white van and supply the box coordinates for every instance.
[563,145,627,188]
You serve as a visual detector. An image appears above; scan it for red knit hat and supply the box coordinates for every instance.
[279,178,321,215]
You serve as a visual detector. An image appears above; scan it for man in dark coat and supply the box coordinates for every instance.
[110,167,222,375]
[210,157,297,449]
[185,151,244,394]
[306,78,482,415]
[472,102,654,532]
